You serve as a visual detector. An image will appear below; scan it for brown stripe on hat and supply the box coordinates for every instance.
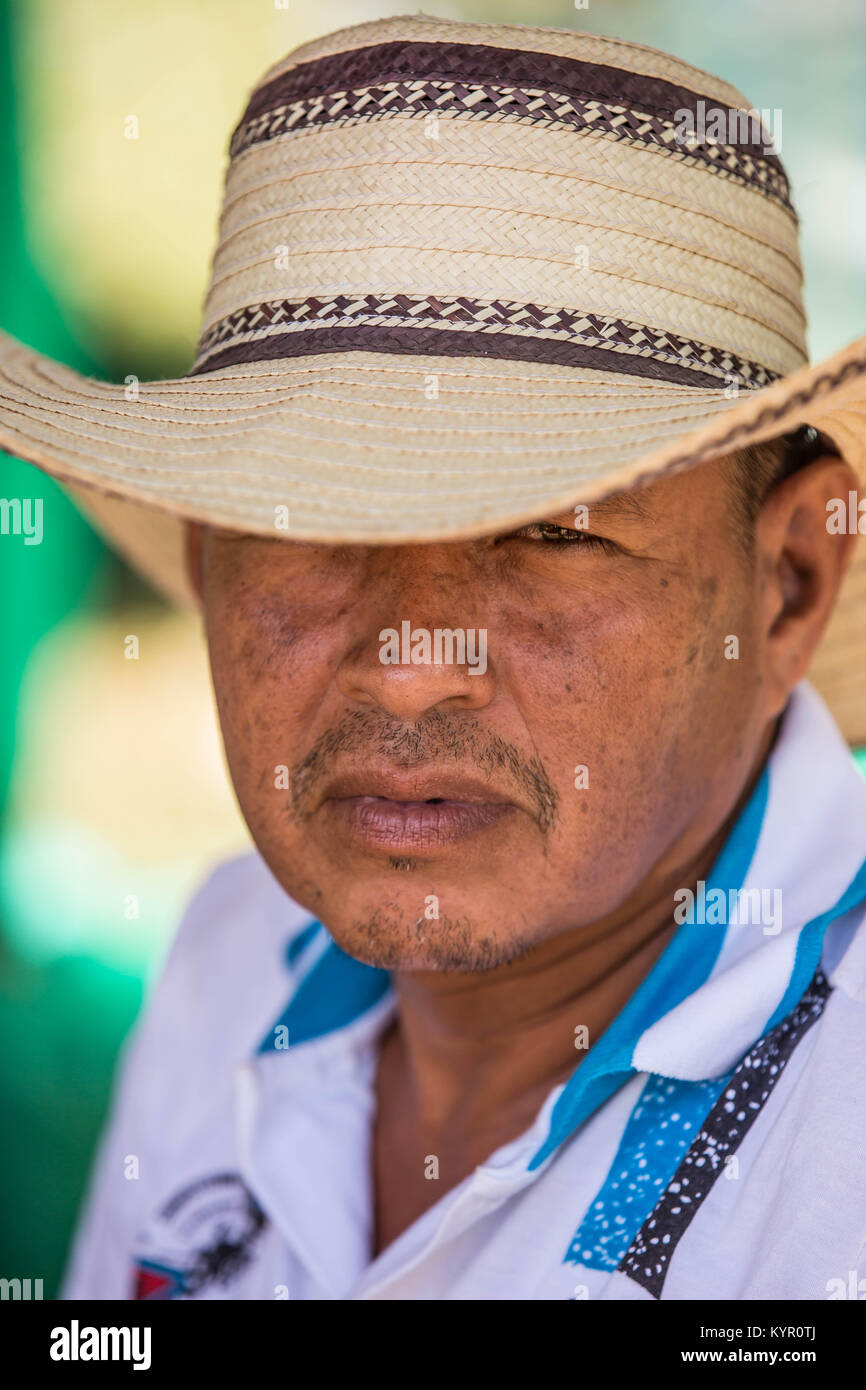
[190,291,782,388]
[229,41,791,211]
[237,39,781,143]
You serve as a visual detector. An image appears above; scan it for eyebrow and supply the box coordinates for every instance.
[576,489,654,522]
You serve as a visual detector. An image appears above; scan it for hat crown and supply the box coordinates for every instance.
[193,14,805,391]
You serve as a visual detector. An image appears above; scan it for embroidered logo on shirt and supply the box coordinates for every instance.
[132,1171,267,1300]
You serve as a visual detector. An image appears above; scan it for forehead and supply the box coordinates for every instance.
[200,456,733,567]
[552,454,733,523]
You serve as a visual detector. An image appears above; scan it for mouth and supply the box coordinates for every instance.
[317,770,519,852]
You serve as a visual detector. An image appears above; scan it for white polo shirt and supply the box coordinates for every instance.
[61,681,866,1301]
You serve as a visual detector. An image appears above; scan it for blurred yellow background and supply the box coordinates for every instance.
[1,0,863,1294]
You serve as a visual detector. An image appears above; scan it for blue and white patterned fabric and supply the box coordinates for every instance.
[62,682,866,1300]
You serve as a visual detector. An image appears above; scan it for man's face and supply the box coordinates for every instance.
[195,457,786,971]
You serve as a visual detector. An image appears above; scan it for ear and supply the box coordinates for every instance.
[755,455,860,718]
[184,521,206,607]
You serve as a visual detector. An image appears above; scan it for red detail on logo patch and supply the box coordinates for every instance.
[133,1263,182,1300]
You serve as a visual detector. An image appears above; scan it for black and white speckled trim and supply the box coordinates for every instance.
[618,968,831,1299]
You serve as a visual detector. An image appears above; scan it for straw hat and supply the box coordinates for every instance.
[1,15,864,739]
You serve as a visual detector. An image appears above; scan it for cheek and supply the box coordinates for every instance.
[203,577,342,808]
[499,566,711,722]
[497,566,755,842]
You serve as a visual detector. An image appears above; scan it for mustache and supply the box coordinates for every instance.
[289,709,559,833]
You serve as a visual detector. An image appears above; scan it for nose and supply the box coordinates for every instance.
[334,547,496,721]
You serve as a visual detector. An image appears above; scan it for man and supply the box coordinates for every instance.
[1,15,865,1300]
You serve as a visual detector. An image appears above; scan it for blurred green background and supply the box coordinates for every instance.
[0,0,864,1296]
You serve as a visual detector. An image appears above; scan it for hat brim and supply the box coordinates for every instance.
[1,328,864,740]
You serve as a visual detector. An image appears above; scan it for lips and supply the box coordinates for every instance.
[317,768,518,852]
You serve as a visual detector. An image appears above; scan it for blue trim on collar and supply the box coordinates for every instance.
[258,937,390,1053]
[527,766,771,1171]
[763,852,866,1035]
[565,1069,731,1270]
[563,857,866,1269]
[285,919,323,966]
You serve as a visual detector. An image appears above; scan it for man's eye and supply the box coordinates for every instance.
[504,522,616,552]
